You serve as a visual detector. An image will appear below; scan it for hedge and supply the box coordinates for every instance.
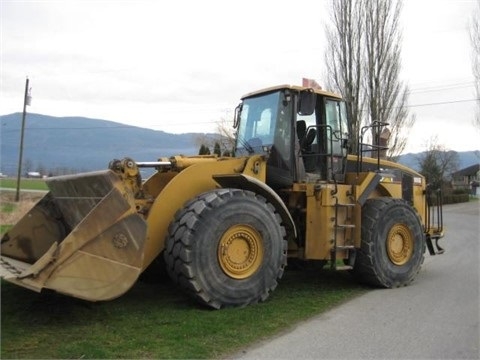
[441,193,469,204]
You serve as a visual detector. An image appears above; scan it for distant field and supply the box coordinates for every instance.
[0,178,48,191]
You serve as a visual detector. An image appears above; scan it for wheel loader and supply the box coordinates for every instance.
[0,84,445,309]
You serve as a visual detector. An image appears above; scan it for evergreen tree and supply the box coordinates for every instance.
[213,142,222,156]
[198,144,210,155]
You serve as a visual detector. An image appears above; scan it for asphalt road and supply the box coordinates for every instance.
[231,200,479,360]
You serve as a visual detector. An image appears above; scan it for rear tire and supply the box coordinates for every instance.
[353,198,426,288]
[164,188,287,309]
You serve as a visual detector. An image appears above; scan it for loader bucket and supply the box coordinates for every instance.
[0,170,147,301]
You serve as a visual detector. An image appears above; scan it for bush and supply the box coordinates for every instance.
[452,188,469,195]
[442,193,469,204]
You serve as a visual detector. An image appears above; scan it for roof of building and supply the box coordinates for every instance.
[452,164,480,177]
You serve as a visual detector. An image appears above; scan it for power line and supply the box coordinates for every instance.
[408,78,475,89]
[408,81,476,94]
[407,98,479,108]
[0,120,225,133]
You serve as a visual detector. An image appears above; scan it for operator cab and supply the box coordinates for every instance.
[234,85,349,188]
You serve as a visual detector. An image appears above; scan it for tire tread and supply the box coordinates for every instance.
[164,188,287,309]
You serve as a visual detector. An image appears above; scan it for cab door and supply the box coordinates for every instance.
[295,96,348,181]
[324,98,348,180]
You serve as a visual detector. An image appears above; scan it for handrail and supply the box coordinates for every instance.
[357,121,389,174]
[425,186,443,235]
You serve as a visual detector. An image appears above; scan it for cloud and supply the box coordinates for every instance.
[1,0,478,150]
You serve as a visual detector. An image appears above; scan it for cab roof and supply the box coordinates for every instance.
[241,84,343,100]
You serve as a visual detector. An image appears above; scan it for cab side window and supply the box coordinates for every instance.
[325,99,344,155]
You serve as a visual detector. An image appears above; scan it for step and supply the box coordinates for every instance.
[334,245,356,251]
[335,203,356,207]
[335,265,353,271]
[335,224,356,229]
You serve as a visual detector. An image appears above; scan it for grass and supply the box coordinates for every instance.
[0,178,48,191]
[0,192,43,232]
[0,224,12,234]
[1,202,15,213]
[0,184,368,359]
[0,180,47,233]
[1,269,367,359]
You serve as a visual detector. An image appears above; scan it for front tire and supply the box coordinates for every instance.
[164,188,287,309]
[353,198,426,288]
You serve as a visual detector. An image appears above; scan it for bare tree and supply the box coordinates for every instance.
[194,116,236,156]
[324,0,365,153]
[363,0,414,159]
[416,136,459,189]
[324,0,414,159]
[471,0,480,130]
[22,158,33,175]
[215,116,236,155]
[194,134,212,152]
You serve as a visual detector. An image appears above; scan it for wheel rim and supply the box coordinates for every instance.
[218,224,264,279]
[386,224,414,266]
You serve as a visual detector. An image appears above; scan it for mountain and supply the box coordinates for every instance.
[398,151,480,172]
[1,113,478,177]
[0,113,213,176]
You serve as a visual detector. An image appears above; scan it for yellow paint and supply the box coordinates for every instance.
[142,156,266,268]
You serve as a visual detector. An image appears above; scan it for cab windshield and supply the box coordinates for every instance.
[235,91,281,155]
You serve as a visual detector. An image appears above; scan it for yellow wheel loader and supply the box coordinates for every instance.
[0,85,445,309]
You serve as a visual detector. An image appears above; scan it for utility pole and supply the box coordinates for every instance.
[15,77,31,202]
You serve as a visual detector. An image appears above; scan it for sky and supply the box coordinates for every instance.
[0,0,479,154]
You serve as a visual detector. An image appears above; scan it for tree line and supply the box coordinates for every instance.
[198,142,232,157]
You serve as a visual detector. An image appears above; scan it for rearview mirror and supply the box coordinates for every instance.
[298,89,316,115]
[233,103,242,128]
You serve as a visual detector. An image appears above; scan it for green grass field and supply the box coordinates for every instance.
[1,269,366,359]
[0,177,368,358]
[0,178,48,191]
